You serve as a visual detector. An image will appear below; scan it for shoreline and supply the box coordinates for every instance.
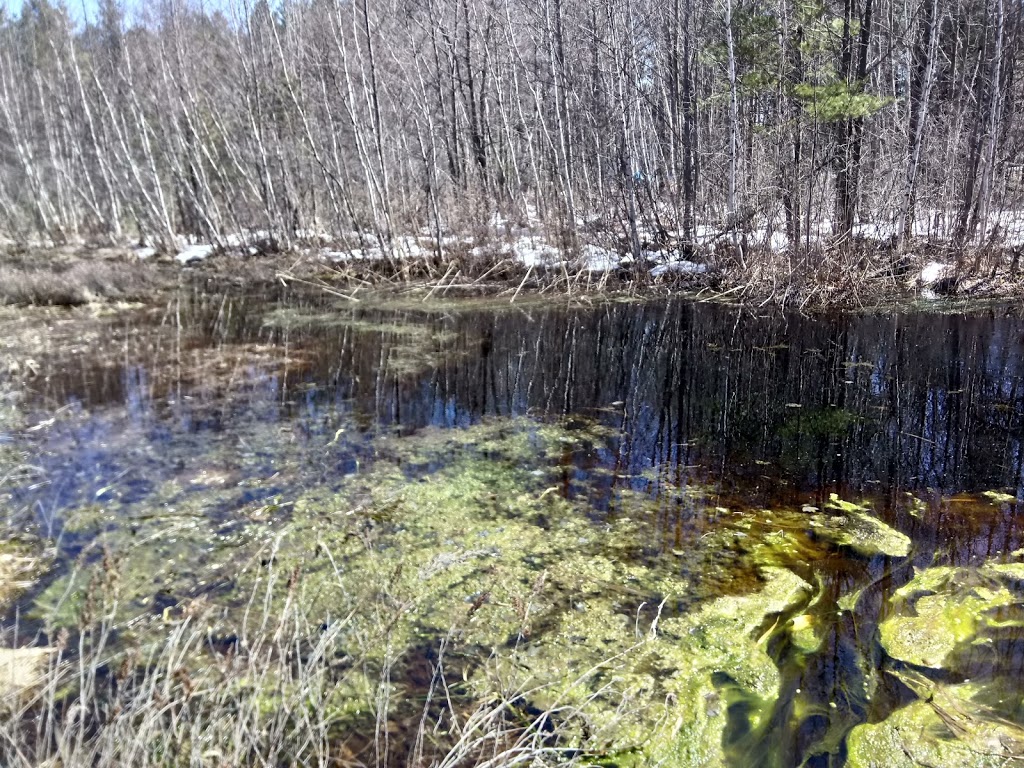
[0,240,1021,312]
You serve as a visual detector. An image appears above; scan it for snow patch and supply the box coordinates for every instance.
[176,244,215,264]
[916,261,954,285]
[651,260,708,278]
[470,236,563,268]
[579,244,621,272]
[323,248,387,263]
[322,236,433,263]
[514,238,561,268]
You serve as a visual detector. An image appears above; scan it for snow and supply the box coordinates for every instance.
[853,222,896,240]
[651,260,708,278]
[916,261,953,285]
[514,238,562,268]
[222,231,270,248]
[322,235,433,263]
[176,244,215,264]
[323,248,386,263]
[579,244,621,272]
[469,236,562,268]
[133,246,157,260]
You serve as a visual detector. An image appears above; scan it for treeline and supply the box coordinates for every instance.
[0,0,1022,257]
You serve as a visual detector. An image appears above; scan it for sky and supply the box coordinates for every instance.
[2,0,243,26]
[3,0,101,25]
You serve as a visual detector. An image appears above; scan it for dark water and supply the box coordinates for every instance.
[11,287,1024,766]
[31,289,1024,500]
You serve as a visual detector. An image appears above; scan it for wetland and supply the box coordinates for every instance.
[2,282,1024,767]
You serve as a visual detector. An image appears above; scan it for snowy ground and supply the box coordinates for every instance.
[125,207,1024,293]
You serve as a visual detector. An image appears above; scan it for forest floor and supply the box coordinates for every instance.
[1,237,1023,310]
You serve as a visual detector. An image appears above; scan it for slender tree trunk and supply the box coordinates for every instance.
[899,0,941,248]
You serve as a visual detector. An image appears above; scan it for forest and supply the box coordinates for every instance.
[7,3,1024,766]
[0,0,1021,265]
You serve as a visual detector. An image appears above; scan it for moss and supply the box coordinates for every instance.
[879,563,1024,670]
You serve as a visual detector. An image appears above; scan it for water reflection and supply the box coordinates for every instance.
[13,289,1024,766]
[26,292,1024,503]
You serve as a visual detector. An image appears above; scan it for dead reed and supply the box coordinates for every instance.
[0,260,164,307]
[0,530,628,768]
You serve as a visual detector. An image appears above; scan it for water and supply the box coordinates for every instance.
[8,286,1024,766]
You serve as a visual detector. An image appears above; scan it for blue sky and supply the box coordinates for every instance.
[4,1,101,24]
[3,1,241,25]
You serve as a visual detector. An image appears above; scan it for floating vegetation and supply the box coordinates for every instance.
[6,291,1024,765]
[811,494,912,558]
[731,495,911,568]
[982,489,1017,505]
[847,671,1024,768]
[263,306,462,376]
[879,562,1024,669]
[24,415,828,763]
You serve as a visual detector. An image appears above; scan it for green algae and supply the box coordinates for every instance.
[811,494,911,558]
[982,490,1017,505]
[878,563,1024,670]
[837,585,865,613]
[734,496,910,569]
[654,567,813,764]
[26,414,826,763]
[846,674,1024,768]
[25,402,1019,766]
[482,566,813,764]
[788,576,829,654]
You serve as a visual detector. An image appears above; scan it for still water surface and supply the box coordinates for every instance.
[14,288,1024,766]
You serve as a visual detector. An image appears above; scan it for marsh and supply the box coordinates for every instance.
[1,286,1024,767]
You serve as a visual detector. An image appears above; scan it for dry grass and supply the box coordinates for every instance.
[0,535,621,768]
[686,238,1024,308]
[0,260,165,306]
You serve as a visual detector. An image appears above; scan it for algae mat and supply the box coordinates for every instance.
[20,415,930,765]
[6,292,1024,766]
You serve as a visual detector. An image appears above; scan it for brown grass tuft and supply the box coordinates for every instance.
[0,260,164,306]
